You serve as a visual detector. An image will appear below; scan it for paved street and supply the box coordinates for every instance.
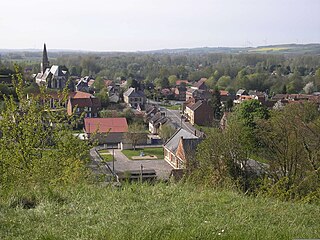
[165,109,199,135]
[107,149,173,180]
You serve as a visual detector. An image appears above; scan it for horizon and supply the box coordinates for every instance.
[1,42,320,53]
[1,0,319,51]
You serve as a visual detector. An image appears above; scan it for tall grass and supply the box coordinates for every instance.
[0,183,319,239]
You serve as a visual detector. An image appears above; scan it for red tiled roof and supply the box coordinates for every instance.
[88,79,95,87]
[220,90,229,96]
[104,80,113,86]
[176,80,189,85]
[70,91,93,99]
[84,118,128,134]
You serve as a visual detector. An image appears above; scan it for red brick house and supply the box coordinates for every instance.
[185,100,213,126]
[163,128,201,169]
[67,92,101,117]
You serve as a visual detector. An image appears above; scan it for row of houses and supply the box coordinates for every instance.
[235,88,320,109]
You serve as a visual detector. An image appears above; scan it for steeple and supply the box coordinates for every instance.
[41,43,50,74]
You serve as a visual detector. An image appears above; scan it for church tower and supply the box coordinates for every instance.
[41,43,50,74]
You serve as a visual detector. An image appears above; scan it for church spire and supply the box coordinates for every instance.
[41,43,50,74]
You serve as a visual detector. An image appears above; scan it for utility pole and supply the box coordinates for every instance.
[112,145,115,174]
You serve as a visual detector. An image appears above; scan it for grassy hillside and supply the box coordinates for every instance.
[0,183,319,240]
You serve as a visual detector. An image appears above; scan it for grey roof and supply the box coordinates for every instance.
[109,94,120,103]
[123,87,145,98]
[179,138,202,160]
[164,128,198,154]
[187,100,203,111]
[236,89,247,96]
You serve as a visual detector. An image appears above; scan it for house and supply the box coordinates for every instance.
[163,128,201,169]
[149,112,167,134]
[35,44,69,90]
[75,76,94,92]
[186,88,211,101]
[84,118,128,145]
[174,85,187,101]
[67,92,101,118]
[123,87,146,109]
[248,90,268,103]
[185,100,213,126]
[144,105,159,123]
[176,80,190,86]
[191,78,208,90]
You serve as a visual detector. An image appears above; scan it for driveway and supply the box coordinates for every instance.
[107,149,173,180]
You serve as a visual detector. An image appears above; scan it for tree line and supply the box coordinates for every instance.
[192,100,320,203]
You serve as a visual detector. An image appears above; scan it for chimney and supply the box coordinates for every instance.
[194,130,197,136]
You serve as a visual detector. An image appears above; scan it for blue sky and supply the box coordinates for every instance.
[0,0,319,51]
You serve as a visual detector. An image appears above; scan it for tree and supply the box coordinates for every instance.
[125,123,146,150]
[231,99,270,152]
[93,76,105,92]
[281,84,287,94]
[211,88,222,120]
[225,98,233,112]
[0,71,89,192]
[234,99,269,129]
[168,75,178,87]
[257,102,320,200]
[95,88,109,108]
[303,82,315,94]
[159,124,175,143]
[216,76,231,90]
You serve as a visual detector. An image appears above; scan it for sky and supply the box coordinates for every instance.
[0,0,319,51]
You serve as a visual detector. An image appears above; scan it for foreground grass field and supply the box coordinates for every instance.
[1,183,319,240]
[122,147,164,160]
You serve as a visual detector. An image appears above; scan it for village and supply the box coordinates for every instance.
[15,44,319,182]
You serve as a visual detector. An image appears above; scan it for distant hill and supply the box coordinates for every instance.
[144,44,320,55]
[1,44,320,60]
[247,43,320,55]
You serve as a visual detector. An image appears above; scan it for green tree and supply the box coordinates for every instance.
[159,124,175,143]
[216,76,231,90]
[168,75,178,87]
[0,71,89,192]
[95,88,109,108]
[211,88,222,120]
[93,76,105,92]
[257,102,320,201]
[124,123,146,150]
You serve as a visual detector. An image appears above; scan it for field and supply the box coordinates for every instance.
[122,147,164,160]
[249,47,290,52]
[0,183,319,240]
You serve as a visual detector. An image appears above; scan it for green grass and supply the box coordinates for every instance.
[160,104,181,110]
[98,150,114,162]
[166,105,181,110]
[122,147,164,160]
[0,183,319,240]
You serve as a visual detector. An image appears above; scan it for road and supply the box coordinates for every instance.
[107,149,173,180]
[146,98,202,136]
[165,108,199,135]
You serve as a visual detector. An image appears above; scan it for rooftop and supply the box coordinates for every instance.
[84,118,128,134]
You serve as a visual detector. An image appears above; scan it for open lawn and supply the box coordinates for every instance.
[98,150,114,162]
[122,147,164,160]
[0,183,319,240]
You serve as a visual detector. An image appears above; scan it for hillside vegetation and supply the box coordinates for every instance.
[1,183,319,240]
